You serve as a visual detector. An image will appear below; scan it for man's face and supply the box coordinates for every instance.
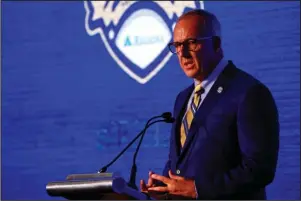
[173,15,215,80]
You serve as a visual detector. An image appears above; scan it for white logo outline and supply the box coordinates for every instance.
[84,1,204,84]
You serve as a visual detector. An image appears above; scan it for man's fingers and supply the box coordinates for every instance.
[148,186,168,192]
[151,174,170,184]
[140,180,147,191]
[168,170,184,180]
[140,180,145,188]
[147,171,154,187]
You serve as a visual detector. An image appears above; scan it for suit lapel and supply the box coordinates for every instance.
[179,61,238,158]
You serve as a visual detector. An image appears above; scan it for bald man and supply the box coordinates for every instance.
[140,9,279,200]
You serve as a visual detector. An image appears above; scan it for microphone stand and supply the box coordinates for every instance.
[127,119,171,190]
[98,115,164,173]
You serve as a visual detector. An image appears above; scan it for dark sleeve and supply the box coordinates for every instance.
[195,83,280,199]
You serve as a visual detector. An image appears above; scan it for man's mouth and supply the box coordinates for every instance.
[183,60,194,69]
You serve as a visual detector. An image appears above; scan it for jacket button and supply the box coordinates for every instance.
[176,169,180,174]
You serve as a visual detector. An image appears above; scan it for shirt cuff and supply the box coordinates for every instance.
[194,180,198,199]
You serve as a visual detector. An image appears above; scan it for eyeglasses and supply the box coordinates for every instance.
[168,36,213,54]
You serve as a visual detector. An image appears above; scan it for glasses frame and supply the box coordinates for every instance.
[168,36,213,54]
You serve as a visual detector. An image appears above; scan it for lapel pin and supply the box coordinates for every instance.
[217,86,223,93]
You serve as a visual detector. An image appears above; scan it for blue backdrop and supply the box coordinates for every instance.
[1,1,300,200]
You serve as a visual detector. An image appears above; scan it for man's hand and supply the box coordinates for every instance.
[147,170,197,199]
[140,171,169,200]
[140,171,155,193]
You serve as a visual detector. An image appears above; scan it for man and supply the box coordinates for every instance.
[140,9,279,200]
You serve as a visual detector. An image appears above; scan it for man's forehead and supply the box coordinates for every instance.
[177,14,206,30]
[173,16,207,40]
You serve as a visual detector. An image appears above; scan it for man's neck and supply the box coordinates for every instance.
[195,56,223,83]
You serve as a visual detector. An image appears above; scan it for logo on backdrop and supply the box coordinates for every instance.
[84,1,204,84]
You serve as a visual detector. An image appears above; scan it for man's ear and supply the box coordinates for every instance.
[212,36,221,52]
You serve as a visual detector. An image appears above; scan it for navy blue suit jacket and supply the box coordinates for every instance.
[162,61,279,199]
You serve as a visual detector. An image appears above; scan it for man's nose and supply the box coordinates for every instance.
[178,45,191,58]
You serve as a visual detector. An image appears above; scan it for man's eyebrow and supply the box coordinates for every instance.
[173,38,196,43]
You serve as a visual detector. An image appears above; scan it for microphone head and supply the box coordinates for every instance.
[161,112,172,119]
[161,112,175,123]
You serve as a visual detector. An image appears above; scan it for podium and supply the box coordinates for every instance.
[46,173,153,200]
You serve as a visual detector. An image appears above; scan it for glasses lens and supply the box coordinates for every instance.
[187,40,198,51]
[168,43,177,53]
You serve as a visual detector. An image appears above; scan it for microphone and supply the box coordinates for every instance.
[98,112,175,174]
[161,112,175,123]
[127,115,174,189]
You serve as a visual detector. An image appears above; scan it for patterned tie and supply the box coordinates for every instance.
[180,84,204,147]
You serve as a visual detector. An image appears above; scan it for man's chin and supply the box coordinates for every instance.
[184,70,198,79]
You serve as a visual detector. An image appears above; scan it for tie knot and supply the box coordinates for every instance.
[194,85,204,95]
